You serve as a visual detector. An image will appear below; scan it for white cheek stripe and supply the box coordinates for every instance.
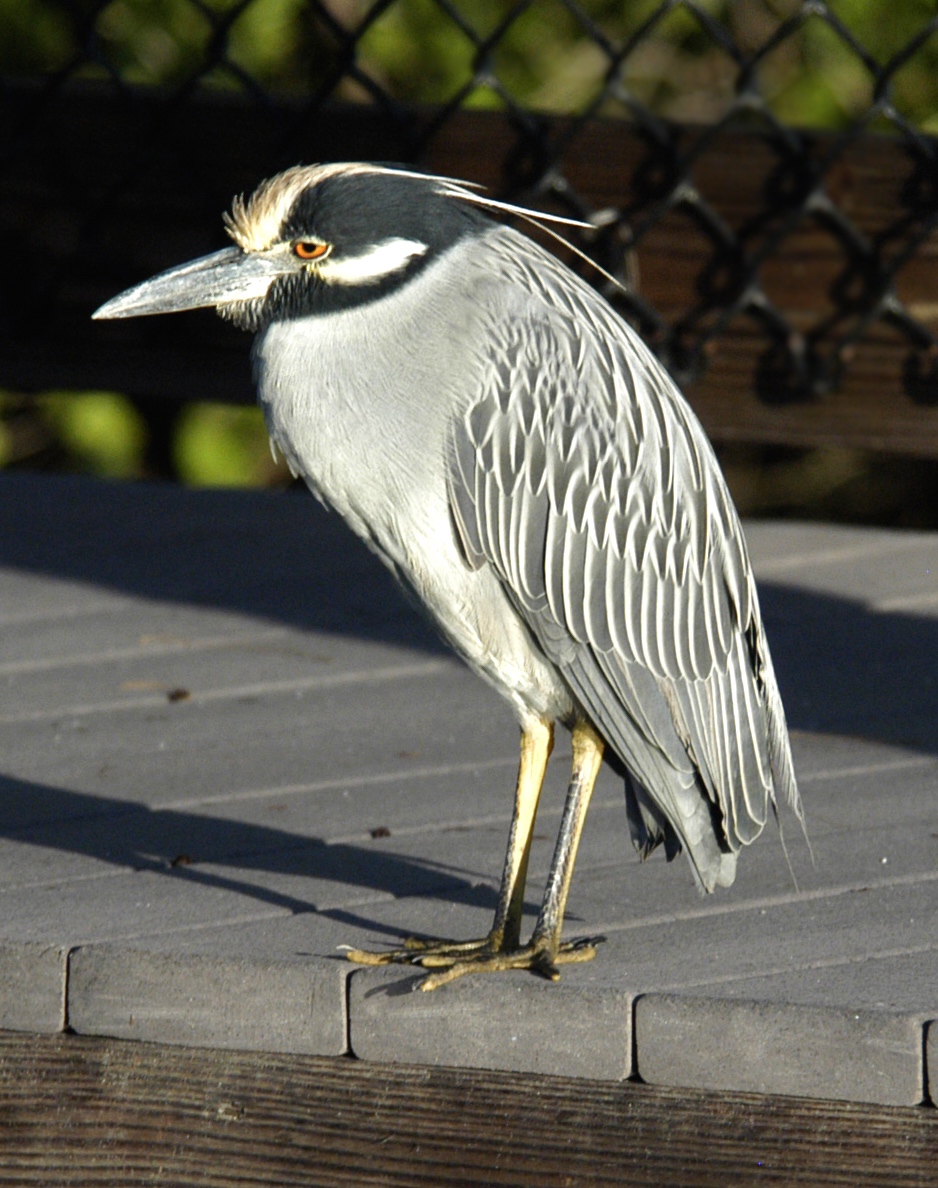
[317,237,428,285]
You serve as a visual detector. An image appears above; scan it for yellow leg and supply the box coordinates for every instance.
[530,719,604,956]
[417,720,606,990]
[344,718,553,967]
[486,716,554,950]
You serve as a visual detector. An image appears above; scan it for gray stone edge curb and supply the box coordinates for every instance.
[634,991,933,1108]
[65,944,350,1057]
[347,965,634,1082]
[0,940,934,1108]
[0,942,68,1034]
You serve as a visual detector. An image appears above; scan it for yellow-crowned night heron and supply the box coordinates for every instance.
[94,163,804,990]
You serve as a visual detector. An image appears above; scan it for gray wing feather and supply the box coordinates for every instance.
[448,229,803,891]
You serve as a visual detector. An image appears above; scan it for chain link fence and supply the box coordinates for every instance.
[3,1,938,496]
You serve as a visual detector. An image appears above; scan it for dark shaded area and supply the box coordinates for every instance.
[759,584,938,753]
[0,470,444,651]
[5,1,938,463]
[715,443,938,532]
[3,470,936,757]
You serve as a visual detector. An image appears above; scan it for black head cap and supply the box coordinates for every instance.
[222,163,493,326]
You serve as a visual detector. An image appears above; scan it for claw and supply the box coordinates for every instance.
[342,946,408,966]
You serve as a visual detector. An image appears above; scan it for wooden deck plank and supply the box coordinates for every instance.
[0,1032,935,1187]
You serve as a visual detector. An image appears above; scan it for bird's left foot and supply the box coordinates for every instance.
[343,933,495,968]
[343,933,605,990]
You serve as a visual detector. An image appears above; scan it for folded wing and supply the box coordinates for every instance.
[448,235,802,890]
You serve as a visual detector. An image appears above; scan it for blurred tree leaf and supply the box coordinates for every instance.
[2,1,936,128]
[173,403,289,486]
[39,391,147,478]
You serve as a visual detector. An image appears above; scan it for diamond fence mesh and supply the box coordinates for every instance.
[3,0,938,481]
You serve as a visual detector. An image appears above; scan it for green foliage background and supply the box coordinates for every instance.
[3,0,938,518]
[5,0,938,129]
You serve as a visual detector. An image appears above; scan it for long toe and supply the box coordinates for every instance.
[554,934,606,964]
[344,934,495,967]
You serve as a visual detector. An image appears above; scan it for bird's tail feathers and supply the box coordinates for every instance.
[623,768,737,894]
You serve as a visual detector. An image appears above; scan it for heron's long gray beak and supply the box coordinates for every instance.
[92,247,287,320]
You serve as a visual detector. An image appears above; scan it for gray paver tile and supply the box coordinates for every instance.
[0,571,130,623]
[634,993,924,1106]
[747,521,938,606]
[186,832,493,915]
[0,942,67,1033]
[0,771,527,897]
[348,964,631,1081]
[0,687,519,864]
[0,661,512,820]
[798,750,938,834]
[1,619,446,719]
[789,729,937,780]
[686,948,938,1014]
[0,599,280,669]
[313,893,498,957]
[562,822,937,935]
[0,828,136,890]
[78,906,364,961]
[565,879,938,997]
[185,755,529,835]
[68,944,347,1055]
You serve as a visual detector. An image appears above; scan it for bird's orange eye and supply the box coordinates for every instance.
[294,241,330,261]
